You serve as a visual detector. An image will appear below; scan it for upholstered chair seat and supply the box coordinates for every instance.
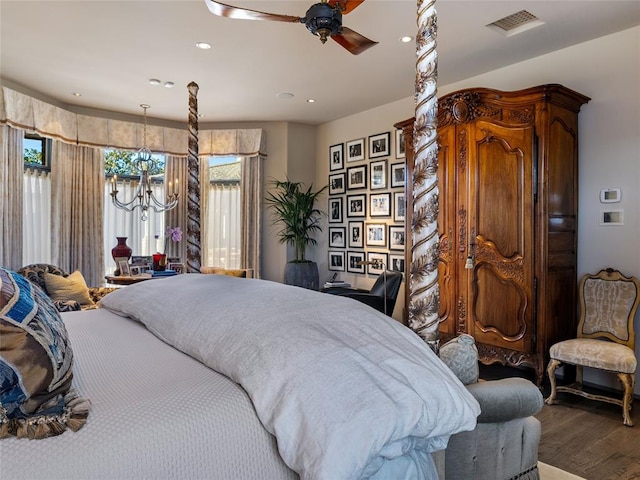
[550,338,637,373]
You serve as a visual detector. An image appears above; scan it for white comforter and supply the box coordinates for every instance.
[101,274,480,480]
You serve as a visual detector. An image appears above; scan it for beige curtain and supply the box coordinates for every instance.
[0,125,23,269]
[51,142,105,286]
[164,155,188,262]
[240,155,263,278]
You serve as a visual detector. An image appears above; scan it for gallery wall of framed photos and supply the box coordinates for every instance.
[327,128,406,276]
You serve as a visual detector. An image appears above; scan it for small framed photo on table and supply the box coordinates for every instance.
[329,143,344,171]
[118,260,131,277]
[168,263,185,274]
[129,265,142,276]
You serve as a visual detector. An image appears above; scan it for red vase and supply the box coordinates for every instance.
[112,237,132,262]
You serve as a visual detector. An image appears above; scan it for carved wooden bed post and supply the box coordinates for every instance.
[186,81,201,273]
[410,0,440,352]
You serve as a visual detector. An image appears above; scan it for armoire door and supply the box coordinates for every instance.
[464,120,536,353]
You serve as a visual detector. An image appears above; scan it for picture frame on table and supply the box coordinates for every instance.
[129,265,142,276]
[370,192,391,217]
[369,132,390,159]
[390,162,405,188]
[367,252,388,275]
[366,222,387,247]
[395,129,406,159]
[347,165,367,190]
[328,250,345,271]
[118,260,131,277]
[347,194,366,218]
[389,225,405,251]
[348,221,364,248]
[328,197,343,223]
[346,138,365,162]
[347,251,366,274]
[329,226,346,248]
[389,254,405,273]
[168,263,185,274]
[329,143,344,171]
[394,192,406,222]
[328,172,346,195]
[370,159,387,190]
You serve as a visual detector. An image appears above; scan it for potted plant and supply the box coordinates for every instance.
[265,178,327,290]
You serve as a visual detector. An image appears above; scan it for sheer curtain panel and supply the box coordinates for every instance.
[51,142,105,286]
[23,167,51,265]
[206,184,241,269]
[0,125,24,269]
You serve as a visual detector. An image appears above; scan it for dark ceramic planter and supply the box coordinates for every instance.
[284,261,319,291]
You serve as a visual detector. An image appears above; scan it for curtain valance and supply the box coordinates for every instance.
[0,86,265,157]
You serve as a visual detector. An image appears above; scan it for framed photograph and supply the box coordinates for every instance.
[370,159,387,190]
[131,255,152,266]
[389,254,405,273]
[370,192,391,217]
[328,250,345,271]
[389,225,405,250]
[118,260,131,277]
[395,129,406,159]
[346,138,365,162]
[329,226,346,248]
[347,194,366,218]
[329,172,345,195]
[129,265,142,276]
[168,262,185,274]
[394,192,405,222]
[366,222,387,247]
[390,162,405,188]
[329,143,344,171]
[348,221,364,248]
[367,252,388,275]
[347,165,367,190]
[347,251,366,274]
[369,132,390,159]
[328,197,343,223]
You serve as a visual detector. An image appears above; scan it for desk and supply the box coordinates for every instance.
[105,273,153,286]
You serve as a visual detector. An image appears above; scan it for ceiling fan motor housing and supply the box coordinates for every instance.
[304,2,343,43]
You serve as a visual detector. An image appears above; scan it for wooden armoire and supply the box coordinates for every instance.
[396,84,590,383]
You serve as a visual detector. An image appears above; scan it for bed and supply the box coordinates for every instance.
[1,270,480,480]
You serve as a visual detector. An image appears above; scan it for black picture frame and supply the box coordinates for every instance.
[346,138,365,162]
[347,165,367,190]
[365,222,387,247]
[370,192,391,217]
[347,194,366,218]
[347,251,366,274]
[389,254,405,273]
[328,250,345,271]
[348,221,364,248]
[329,226,346,248]
[329,143,344,171]
[395,129,406,159]
[370,159,387,190]
[328,197,343,223]
[329,172,346,195]
[368,132,390,159]
[367,252,388,275]
[393,192,405,222]
[390,162,405,188]
[389,225,405,251]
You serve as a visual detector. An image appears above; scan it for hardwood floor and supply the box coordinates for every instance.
[479,365,640,480]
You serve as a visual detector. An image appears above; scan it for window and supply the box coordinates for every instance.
[23,133,50,169]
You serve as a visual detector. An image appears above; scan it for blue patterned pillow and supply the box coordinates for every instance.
[0,266,90,439]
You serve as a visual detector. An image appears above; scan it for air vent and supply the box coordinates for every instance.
[487,10,545,37]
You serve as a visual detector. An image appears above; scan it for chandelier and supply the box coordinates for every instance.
[109,104,178,221]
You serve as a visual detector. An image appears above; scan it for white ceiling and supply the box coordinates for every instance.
[1,1,639,127]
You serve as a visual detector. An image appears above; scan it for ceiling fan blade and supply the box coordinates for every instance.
[204,0,301,23]
[329,0,366,15]
[332,26,378,55]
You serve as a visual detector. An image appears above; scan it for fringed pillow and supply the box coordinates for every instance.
[0,266,90,439]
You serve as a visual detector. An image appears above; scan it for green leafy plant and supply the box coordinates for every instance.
[265,179,328,263]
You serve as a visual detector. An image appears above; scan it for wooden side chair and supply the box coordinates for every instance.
[545,268,640,426]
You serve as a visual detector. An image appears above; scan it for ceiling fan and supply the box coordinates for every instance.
[204,0,378,55]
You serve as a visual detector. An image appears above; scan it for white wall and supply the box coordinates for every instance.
[314,26,640,391]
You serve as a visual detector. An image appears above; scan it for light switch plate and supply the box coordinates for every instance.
[600,188,621,203]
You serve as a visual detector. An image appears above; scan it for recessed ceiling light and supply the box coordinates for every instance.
[277,92,294,99]
[72,92,82,97]
[149,78,161,86]
[198,114,205,118]
[195,42,212,50]
[164,82,175,88]
[400,36,413,43]
[307,99,316,103]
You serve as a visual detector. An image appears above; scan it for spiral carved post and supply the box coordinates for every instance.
[410,0,440,353]
[186,81,201,273]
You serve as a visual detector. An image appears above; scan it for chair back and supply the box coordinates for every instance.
[577,268,640,349]
[369,270,403,305]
